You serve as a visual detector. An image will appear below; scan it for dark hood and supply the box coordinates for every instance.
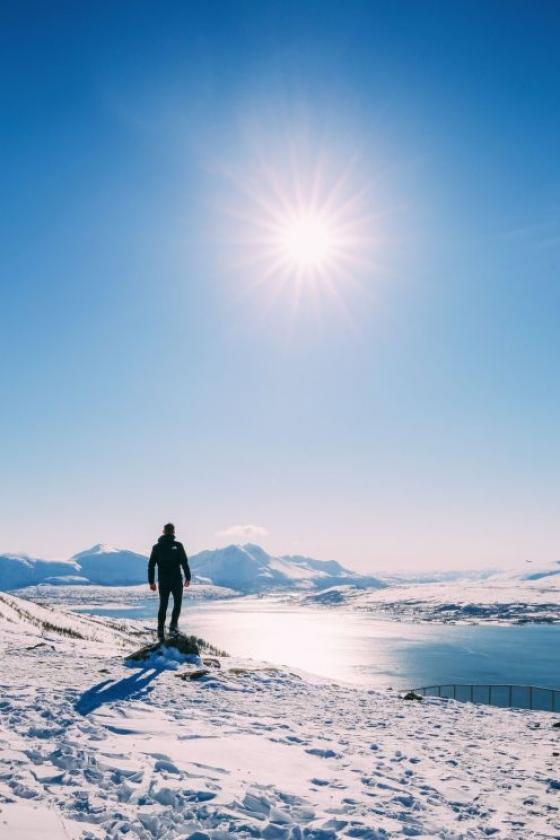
[158,534,175,544]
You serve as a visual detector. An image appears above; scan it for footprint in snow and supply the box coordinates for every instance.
[154,758,180,774]
[305,747,341,759]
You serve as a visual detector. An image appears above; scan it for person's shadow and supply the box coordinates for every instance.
[75,665,162,715]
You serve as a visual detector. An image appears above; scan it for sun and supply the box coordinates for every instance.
[218,135,381,323]
[279,214,335,270]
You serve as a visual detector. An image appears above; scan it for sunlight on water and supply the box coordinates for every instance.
[182,602,404,684]
[83,598,560,690]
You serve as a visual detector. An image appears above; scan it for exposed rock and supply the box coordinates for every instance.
[201,656,221,668]
[176,668,211,681]
[126,634,201,662]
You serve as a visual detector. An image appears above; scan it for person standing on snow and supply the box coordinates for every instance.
[148,523,191,641]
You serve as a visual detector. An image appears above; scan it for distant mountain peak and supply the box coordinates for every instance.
[71,543,118,559]
[190,543,384,594]
[241,542,269,554]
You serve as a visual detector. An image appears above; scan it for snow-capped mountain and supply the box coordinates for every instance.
[0,553,80,590]
[0,544,148,590]
[0,542,384,593]
[70,544,148,585]
[190,543,385,594]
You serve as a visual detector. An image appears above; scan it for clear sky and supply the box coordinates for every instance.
[1,1,559,571]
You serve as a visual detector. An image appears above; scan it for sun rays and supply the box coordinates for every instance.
[216,138,384,328]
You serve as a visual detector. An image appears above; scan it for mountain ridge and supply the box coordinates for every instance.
[0,543,384,593]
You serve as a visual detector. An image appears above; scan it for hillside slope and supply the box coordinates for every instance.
[0,591,140,648]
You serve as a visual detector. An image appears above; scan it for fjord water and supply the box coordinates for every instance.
[83,597,560,691]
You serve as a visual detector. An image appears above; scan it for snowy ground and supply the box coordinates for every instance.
[14,582,237,610]
[1,591,559,839]
[297,578,560,625]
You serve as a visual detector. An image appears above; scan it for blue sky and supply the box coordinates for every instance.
[1,1,559,570]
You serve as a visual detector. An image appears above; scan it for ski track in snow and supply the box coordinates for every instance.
[0,592,559,839]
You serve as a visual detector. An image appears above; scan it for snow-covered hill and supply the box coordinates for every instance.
[0,591,558,838]
[496,558,560,584]
[1,542,384,593]
[0,591,141,649]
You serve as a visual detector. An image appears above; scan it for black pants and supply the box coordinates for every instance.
[158,580,183,631]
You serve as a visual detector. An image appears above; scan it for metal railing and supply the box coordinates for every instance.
[410,683,560,712]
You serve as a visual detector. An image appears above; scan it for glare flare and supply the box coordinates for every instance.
[279,215,335,269]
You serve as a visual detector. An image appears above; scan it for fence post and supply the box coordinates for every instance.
[508,685,512,707]
[529,686,533,710]
[470,684,473,703]
[453,685,456,699]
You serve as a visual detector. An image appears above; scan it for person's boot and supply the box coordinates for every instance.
[169,624,179,636]
[157,626,165,643]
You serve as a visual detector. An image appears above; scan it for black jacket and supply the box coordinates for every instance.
[148,535,191,585]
